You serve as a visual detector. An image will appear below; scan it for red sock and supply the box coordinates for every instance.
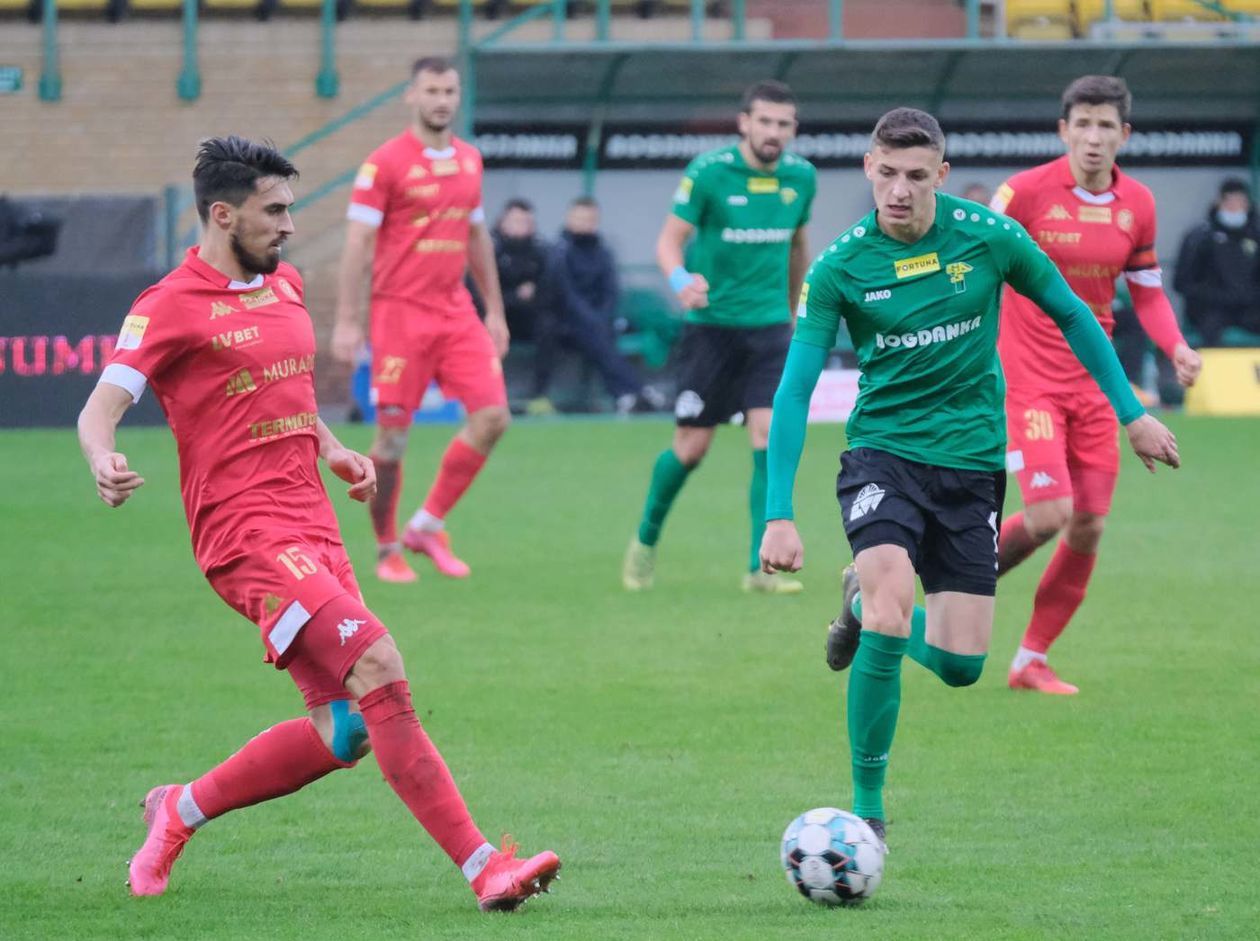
[370,457,402,545]
[358,680,486,867]
[1022,541,1098,654]
[190,718,348,821]
[420,439,487,521]
[997,512,1040,576]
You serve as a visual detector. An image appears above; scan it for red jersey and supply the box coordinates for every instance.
[102,248,340,571]
[347,131,485,313]
[992,155,1182,392]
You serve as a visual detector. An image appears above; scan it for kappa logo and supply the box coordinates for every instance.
[1030,471,1058,489]
[407,164,428,179]
[675,390,705,420]
[1046,204,1072,221]
[210,301,238,320]
[849,483,886,521]
[338,618,366,646]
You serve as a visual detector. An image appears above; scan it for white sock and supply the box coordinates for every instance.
[461,842,496,882]
[408,509,444,533]
[1011,646,1047,672]
[176,784,208,830]
[377,541,401,558]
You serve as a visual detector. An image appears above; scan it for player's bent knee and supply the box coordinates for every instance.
[328,699,370,762]
[468,407,510,447]
[937,653,986,688]
[350,634,406,688]
[373,428,409,462]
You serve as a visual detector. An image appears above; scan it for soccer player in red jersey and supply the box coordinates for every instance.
[78,137,559,909]
[333,57,509,584]
[990,76,1203,694]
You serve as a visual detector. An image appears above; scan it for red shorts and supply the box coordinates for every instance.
[1005,387,1119,515]
[370,300,506,428]
[205,529,389,709]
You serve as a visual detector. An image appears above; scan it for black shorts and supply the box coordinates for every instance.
[836,447,1006,596]
[673,322,791,427]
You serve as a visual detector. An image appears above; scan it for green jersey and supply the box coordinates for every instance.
[671,144,816,328]
[796,193,1079,471]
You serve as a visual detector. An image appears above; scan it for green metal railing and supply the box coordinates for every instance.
[38,0,60,101]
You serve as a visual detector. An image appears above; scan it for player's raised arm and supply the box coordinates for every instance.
[762,263,843,572]
[333,219,378,365]
[1122,198,1202,388]
[1000,226,1179,471]
[788,227,809,322]
[466,218,509,359]
[78,381,145,508]
[656,214,708,310]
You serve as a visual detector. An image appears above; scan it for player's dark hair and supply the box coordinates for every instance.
[1061,75,1131,124]
[1219,177,1251,200]
[871,108,945,154]
[741,79,796,114]
[193,136,297,224]
[413,55,456,78]
[502,197,534,214]
[569,195,599,210]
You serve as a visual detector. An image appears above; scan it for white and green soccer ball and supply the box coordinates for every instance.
[780,807,885,906]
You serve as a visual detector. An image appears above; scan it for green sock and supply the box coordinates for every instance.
[748,449,767,572]
[852,594,987,688]
[846,630,907,821]
[637,449,694,547]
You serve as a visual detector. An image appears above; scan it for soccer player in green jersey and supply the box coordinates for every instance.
[623,80,817,594]
[760,108,1179,844]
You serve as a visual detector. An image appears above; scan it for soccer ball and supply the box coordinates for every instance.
[780,807,885,906]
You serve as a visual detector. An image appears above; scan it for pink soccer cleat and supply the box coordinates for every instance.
[402,527,471,578]
[376,551,418,583]
[471,838,561,912]
[128,784,194,897]
[1008,660,1079,695]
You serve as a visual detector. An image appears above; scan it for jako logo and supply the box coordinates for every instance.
[849,483,886,521]
[875,316,982,351]
[338,618,366,646]
[864,289,892,303]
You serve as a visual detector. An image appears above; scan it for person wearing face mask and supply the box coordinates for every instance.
[1174,178,1260,347]
[492,198,556,415]
[548,195,663,416]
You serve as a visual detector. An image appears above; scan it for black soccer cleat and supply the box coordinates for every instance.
[825,564,863,671]
[863,817,888,853]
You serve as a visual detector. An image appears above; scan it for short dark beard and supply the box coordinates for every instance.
[230,231,280,276]
[420,112,452,134]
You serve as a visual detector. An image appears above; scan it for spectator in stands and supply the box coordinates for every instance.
[1174,178,1260,346]
[961,182,991,205]
[550,196,663,415]
[493,198,556,414]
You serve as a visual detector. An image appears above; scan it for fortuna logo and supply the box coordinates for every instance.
[719,227,793,244]
[893,252,940,279]
[849,483,886,521]
[875,316,983,350]
[338,618,366,646]
[1046,204,1072,221]
[946,261,973,294]
[864,289,892,303]
[1030,471,1058,489]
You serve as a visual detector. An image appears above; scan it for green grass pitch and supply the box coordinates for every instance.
[2,415,1257,940]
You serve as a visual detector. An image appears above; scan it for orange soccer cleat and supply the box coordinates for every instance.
[127,785,194,897]
[471,839,562,913]
[402,528,471,578]
[376,551,418,583]
[1008,659,1079,695]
